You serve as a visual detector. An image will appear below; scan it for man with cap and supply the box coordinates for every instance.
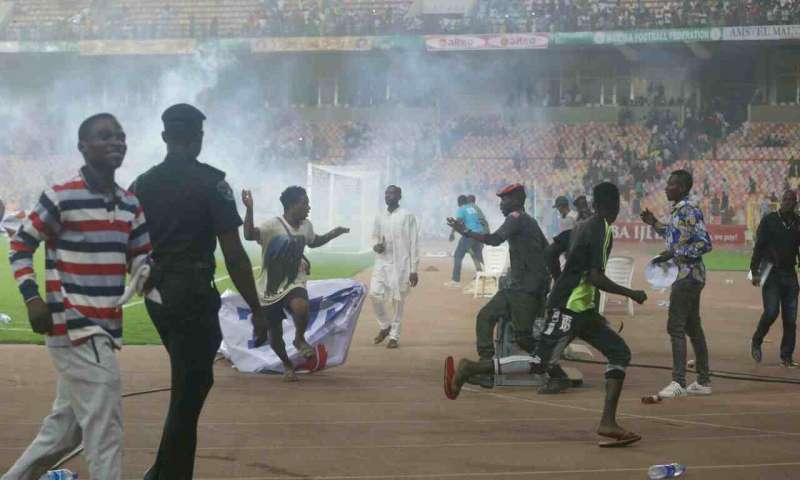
[447,183,648,447]
[445,183,569,392]
[130,103,268,479]
[554,195,577,235]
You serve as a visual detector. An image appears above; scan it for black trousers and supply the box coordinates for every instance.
[753,270,799,361]
[144,273,222,480]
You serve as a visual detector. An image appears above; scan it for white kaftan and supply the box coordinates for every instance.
[369,207,420,341]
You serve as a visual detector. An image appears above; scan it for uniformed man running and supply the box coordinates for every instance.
[445,183,569,392]
[447,182,648,447]
[242,185,349,380]
[131,104,268,480]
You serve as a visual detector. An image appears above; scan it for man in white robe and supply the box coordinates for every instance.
[371,185,420,349]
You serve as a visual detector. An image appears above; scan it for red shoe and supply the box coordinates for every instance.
[444,356,456,399]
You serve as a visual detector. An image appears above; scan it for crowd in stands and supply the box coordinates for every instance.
[4,0,800,41]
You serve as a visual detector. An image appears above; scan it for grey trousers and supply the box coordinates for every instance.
[2,337,122,480]
[668,278,710,386]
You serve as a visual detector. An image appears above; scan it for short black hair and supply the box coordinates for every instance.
[457,194,468,206]
[592,182,620,209]
[670,169,694,191]
[467,194,476,203]
[280,186,307,210]
[78,113,117,141]
[387,185,402,194]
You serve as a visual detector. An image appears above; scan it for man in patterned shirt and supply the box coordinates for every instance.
[641,169,713,398]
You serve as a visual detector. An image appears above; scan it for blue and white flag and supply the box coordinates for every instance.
[218,279,366,374]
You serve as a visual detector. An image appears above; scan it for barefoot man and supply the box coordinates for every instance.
[446,182,648,447]
[242,186,349,380]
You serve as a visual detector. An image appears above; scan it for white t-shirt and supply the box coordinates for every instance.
[256,216,315,306]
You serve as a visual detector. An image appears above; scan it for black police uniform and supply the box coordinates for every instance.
[131,104,242,480]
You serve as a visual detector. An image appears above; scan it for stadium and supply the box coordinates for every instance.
[2,0,800,478]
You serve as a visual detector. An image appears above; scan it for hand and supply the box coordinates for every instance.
[652,250,673,265]
[251,309,269,348]
[409,273,419,287]
[447,217,466,235]
[26,298,53,334]
[373,237,386,254]
[640,208,657,226]
[241,189,254,209]
[751,274,760,287]
[332,226,350,237]
[629,290,648,305]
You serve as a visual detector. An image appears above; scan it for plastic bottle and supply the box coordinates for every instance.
[648,463,685,479]
[0,314,10,324]
[46,470,79,480]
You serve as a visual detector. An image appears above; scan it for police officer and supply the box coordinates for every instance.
[131,104,268,480]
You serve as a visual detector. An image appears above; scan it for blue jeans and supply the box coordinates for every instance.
[753,270,799,361]
[452,236,484,282]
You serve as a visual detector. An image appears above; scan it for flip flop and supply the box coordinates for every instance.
[444,356,456,399]
[598,431,641,448]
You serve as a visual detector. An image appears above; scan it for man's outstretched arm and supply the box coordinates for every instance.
[587,268,647,304]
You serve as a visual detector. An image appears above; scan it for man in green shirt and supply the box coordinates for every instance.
[446,182,647,447]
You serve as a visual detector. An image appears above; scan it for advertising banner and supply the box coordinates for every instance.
[425,32,548,51]
[611,222,746,245]
[723,24,800,41]
[251,35,374,52]
[78,39,196,55]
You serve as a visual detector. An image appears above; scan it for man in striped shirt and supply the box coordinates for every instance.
[4,113,150,480]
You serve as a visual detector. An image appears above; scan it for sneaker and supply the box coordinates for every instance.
[658,381,688,398]
[373,327,390,345]
[686,381,712,395]
[781,359,799,368]
[751,342,762,363]
[443,280,461,288]
[386,339,399,349]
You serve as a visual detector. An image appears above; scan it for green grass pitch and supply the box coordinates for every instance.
[0,238,373,345]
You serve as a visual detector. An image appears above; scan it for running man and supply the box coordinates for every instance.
[446,182,647,447]
[242,186,349,380]
[445,195,487,288]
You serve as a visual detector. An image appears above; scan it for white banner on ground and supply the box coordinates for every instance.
[218,279,366,374]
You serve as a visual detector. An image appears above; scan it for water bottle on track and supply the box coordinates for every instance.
[648,463,685,479]
[46,469,79,479]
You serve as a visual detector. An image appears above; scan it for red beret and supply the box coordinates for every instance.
[497,183,525,197]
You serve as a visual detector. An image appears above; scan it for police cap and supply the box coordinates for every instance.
[162,103,206,138]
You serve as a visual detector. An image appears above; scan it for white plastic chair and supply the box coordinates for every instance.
[473,245,509,298]
[599,256,635,316]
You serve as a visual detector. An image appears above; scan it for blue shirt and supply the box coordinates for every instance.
[457,205,487,234]
[655,199,713,284]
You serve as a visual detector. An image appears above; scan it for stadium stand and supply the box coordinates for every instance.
[2,0,800,40]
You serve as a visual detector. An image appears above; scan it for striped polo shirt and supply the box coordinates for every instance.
[9,167,151,348]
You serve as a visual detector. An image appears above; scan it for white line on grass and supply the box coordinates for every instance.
[121,267,259,310]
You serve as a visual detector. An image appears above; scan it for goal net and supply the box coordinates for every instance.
[307,163,382,254]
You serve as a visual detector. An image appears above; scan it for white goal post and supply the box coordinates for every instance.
[307,163,382,254]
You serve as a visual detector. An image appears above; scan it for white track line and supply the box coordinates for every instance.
[178,461,800,480]
[465,387,800,437]
[120,269,253,310]
[1,431,782,452]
